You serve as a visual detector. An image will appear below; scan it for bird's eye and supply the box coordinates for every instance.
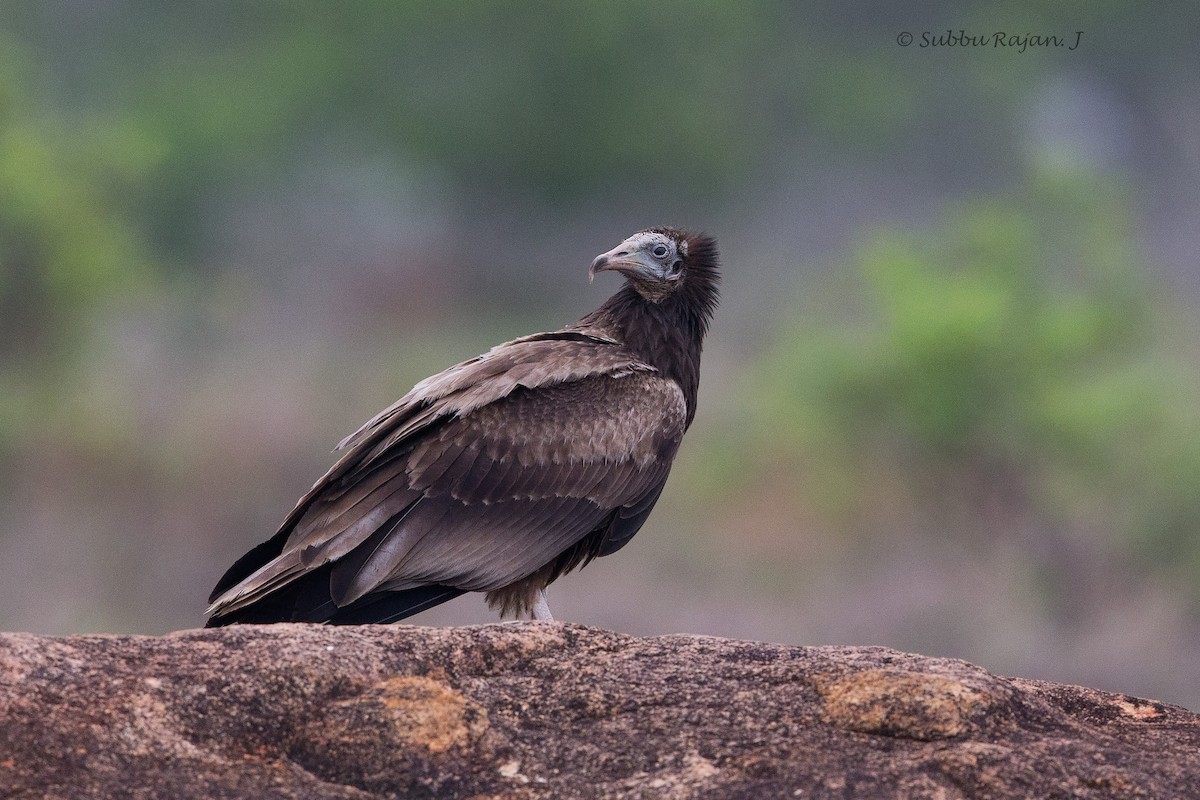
[651,244,670,259]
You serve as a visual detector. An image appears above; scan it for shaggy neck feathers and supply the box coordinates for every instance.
[584,232,719,426]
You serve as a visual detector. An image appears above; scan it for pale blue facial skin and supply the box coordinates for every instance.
[589,231,685,285]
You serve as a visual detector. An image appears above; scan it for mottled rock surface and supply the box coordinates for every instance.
[1,623,1197,799]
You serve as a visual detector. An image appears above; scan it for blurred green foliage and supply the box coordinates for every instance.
[95,0,809,249]
[11,0,1173,258]
[4,0,1192,285]
[0,40,156,354]
[753,168,1200,582]
[0,38,162,447]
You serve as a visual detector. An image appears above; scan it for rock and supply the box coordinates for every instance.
[0,623,1197,799]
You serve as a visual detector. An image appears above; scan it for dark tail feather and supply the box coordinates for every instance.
[205,564,464,627]
[322,584,466,624]
[207,528,292,605]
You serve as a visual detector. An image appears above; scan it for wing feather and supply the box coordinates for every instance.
[388,496,608,592]
[335,331,635,453]
[330,496,456,604]
[452,449,502,499]
[290,473,415,551]
[207,331,685,621]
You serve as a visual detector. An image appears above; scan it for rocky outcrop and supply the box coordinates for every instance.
[1,623,1197,799]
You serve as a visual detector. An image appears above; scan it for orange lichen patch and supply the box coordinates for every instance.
[814,669,1003,740]
[374,675,489,753]
[1112,697,1164,720]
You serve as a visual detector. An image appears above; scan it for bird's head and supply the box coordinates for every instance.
[589,227,719,304]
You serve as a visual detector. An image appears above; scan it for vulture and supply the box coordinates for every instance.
[205,227,720,626]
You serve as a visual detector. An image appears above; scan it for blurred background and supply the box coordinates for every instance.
[2,2,1199,708]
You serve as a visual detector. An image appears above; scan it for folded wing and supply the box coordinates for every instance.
[206,331,686,620]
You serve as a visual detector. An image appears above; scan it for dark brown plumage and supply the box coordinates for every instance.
[205,227,719,625]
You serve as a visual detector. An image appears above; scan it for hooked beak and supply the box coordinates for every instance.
[589,240,659,283]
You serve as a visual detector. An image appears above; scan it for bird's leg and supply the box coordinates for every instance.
[531,589,554,621]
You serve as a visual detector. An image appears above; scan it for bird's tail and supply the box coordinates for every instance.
[204,566,464,627]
